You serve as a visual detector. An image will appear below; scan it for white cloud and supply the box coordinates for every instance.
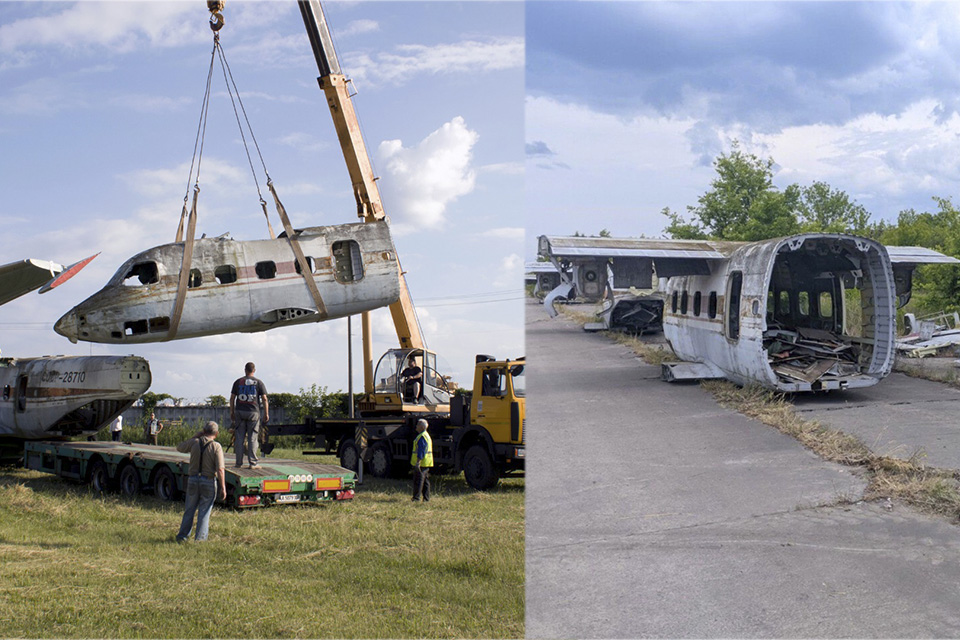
[340,19,380,37]
[377,116,479,232]
[493,253,523,288]
[0,3,204,54]
[480,162,524,175]
[107,94,192,114]
[481,227,524,240]
[346,37,523,85]
[121,158,250,199]
[276,132,328,152]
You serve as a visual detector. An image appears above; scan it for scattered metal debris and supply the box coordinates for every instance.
[897,311,960,358]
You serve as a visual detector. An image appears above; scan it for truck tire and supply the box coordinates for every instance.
[339,439,359,471]
[89,460,112,494]
[368,441,393,478]
[463,445,498,490]
[119,464,142,497]
[153,466,179,501]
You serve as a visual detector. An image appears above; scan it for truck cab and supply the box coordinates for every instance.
[449,355,525,489]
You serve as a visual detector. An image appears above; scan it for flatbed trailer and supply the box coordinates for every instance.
[23,441,356,508]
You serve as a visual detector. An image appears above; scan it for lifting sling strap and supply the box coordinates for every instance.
[268,181,328,319]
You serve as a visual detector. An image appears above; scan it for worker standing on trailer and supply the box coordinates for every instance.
[176,421,226,542]
[411,419,433,502]
[230,362,269,469]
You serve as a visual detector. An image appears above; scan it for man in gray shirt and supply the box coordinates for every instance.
[175,421,226,542]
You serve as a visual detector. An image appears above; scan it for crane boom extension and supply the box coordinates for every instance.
[298,0,424,393]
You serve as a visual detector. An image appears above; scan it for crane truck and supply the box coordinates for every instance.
[260,1,526,490]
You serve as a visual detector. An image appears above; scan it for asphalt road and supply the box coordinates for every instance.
[526,299,960,638]
[792,371,960,469]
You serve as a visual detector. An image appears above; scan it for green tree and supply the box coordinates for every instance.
[730,186,802,241]
[688,144,777,239]
[206,394,227,407]
[661,207,708,240]
[286,385,350,423]
[598,229,612,237]
[138,392,174,413]
[880,197,960,313]
[797,181,871,234]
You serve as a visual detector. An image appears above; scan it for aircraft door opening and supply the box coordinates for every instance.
[726,271,743,341]
[16,375,27,413]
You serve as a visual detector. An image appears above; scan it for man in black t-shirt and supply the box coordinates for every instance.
[399,356,422,402]
[230,362,269,468]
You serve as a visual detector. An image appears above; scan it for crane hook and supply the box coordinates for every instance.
[207,0,225,32]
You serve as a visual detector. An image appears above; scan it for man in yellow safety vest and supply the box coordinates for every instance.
[410,419,433,502]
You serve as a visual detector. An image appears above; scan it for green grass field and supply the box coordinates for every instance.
[0,449,523,639]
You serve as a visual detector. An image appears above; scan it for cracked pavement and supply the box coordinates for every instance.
[526,299,960,638]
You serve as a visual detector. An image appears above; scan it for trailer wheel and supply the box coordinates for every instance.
[463,445,498,490]
[368,441,393,478]
[339,439,359,471]
[119,464,142,497]
[89,460,112,494]
[153,466,179,501]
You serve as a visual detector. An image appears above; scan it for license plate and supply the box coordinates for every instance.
[276,494,300,503]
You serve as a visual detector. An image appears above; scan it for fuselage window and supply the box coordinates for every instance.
[215,265,237,285]
[778,290,790,317]
[819,291,833,318]
[188,269,202,288]
[727,271,743,340]
[708,291,717,319]
[671,291,678,313]
[123,262,159,286]
[294,256,315,275]
[255,261,277,280]
[693,291,702,317]
[332,240,364,283]
[680,291,689,315]
[798,291,810,317]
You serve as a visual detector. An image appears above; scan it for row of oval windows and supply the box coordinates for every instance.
[122,241,364,288]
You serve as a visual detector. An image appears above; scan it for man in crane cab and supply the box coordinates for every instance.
[399,355,422,403]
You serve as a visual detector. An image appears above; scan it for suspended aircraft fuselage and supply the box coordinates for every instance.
[55,221,401,344]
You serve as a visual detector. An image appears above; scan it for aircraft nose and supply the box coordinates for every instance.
[54,311,79,344]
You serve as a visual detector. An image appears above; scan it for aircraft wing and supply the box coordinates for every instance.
[538,235,741,278]
[525,261,560,274]
[0,255,97,307]
[885,246,960,265]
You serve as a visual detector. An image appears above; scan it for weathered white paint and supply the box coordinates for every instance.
[56,220,400,344]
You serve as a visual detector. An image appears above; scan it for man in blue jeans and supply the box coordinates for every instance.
[176,421,226,542]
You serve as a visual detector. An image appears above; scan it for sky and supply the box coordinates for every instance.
[526,1,960,258]
[0,1,524,401]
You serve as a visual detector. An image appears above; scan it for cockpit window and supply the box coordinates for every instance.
[122,262,159,286]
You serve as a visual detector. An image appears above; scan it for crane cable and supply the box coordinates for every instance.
[171,3,327,335]
[168,29,219,339]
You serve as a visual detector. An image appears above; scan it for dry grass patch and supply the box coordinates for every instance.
[604,331,677,366]
[557,305,599,326]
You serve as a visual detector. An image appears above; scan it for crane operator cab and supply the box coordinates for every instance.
[370,348,452,413]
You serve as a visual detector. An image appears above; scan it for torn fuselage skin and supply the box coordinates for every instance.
[662,234,896,392]
[56,221,401,344]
